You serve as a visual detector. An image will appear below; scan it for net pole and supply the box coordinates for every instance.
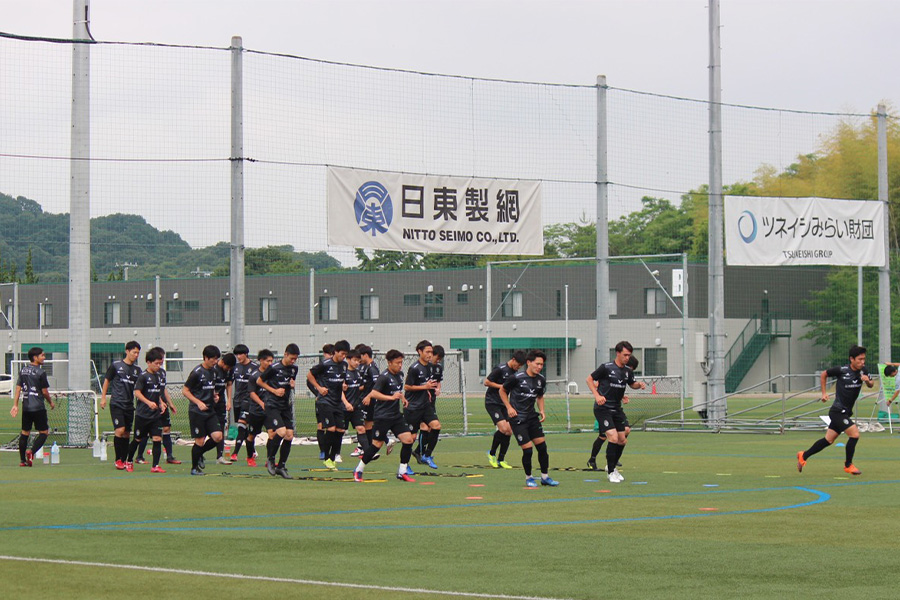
[877,103,891,362]
[595,74,609,368]
[681,252,687,421]
[154,276,161,346]
[230,35,246,352]
[565,283,571,431]
[485,263,492,377]
[460,357,468,435]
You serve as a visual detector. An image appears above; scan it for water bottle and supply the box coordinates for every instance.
[99,441,108,461]
[51,442,60,465]
[92,438,102,458]
[40,446,49,464]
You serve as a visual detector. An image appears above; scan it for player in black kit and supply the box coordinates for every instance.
[100,341,142,470]
[212,353,236,465]
[127,347,168,473]
[242,349,274,467]
[484,351,524,469]
[798,345,874,475]
[587,354,639,472]
[586,341,646,483]
[343,349,371,462]
[258,343,300,479]
[10,347,55,467]
[404,340,441,469]
[229,345,257,463]
[500,350,559,488]
[308,340,352,470]
[182,345,223,476]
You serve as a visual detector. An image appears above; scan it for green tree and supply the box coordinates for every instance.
[24,247,37,284]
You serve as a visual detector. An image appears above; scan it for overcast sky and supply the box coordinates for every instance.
[3,0,897,114]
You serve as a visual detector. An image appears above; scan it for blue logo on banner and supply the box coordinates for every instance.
[354,181,393,236]
[738,210,757,243]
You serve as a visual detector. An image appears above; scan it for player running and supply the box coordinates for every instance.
[484,351,524,469]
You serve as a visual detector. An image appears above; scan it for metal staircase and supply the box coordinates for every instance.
[724,313,791,393]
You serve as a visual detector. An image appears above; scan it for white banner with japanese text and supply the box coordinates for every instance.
[725,195,885,267]
[327,166,543,255]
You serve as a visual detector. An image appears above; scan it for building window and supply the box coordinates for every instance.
[424,292,444,320]
[38,303,53,327]
[184,300,200,312]
[2,303,14,327]
[555,289,562,317]
[457,293,469,305]
[644,348,667,376]
[165,351,184,374]
[222,298,230,323]
[610,289,618,316]
[104,302,121,325]
[361,295,379,320]
[609,347,643,376]
[166,301,183,324]
[261,297,278,322]
[403,294,421,307]
[318,296,336,321]
[146,300,155,312]
[645,288,666,315]
[460,349,470,362]
[501,291,523,318]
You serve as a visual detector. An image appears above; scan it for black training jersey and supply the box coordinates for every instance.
[502,371,546,417]
[404,361,433,411]
[361,362,380,396]
[429,361,444,402]
[232,361,257,409]
[184,364,216,414]
[309,358,347,408]
[105,360,142,409]
[372,369,404,420]
[345,368,363,408]
[16,364,49,412]
[590,361,635,409]
[134,370,165,419]
[260,360,298,410]
[485,362,518,406]
[213,364,234,412]
[246,365,267,417]
[826,365,870,412]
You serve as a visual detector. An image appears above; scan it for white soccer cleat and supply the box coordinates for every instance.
[334,454,343,463]
[607,471,621,483]
[611,468,624,481]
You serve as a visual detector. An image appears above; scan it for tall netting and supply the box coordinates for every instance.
[1,31,898,435]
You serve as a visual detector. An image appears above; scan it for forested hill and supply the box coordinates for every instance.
[0,192,340,282]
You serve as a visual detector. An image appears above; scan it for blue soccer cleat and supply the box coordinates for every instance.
[525,476,538,488]
[406,465,415,476]
[423,455,438,469]
[541,476,560,487]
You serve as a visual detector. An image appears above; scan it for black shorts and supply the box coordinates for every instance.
[215,410,227,429]
[22,409,49,432]
[246,412,266,437]
[345,406,365,429]
[594,405,629,432]
[372,415,415,442]
[158,407,172,428]
[405,404,439,428]
[317,403,346,430]
[361,403,374,422]
[511,414,544,446]
[265,405,294,431]
[828,407,855,434]
[188,411,222,440]
[133,414,162,439]
[485,402,509,425]
[110,405,135,432]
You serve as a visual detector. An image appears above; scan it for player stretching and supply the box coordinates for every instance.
[587,354,639,472]
[484,351,524,468]
[212,353,236,465]
[414,344,445,463]
[343,349,371,462]
[258,343,300,479]
[183,345,223,476]
[101,341,142,470]
[229,345,257,463]
[500,350,559,488]
[308,340,351,470]
[798,345,874,475]
[405,340,441,469]
[354,349,416,482]
[127,347,168,473]
[10,347,55,467]
[242,349,274,466]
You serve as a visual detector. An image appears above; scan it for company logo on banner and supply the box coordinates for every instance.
[327,166,543,255]
[724,195,885,267]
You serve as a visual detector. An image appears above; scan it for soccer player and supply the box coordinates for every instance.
[182,345,223,476]
[798,344,874,475]
[136,347,180,465]
[586,341,646,483]
[127,347,168,473]
[310,344,335,460]
[10,346,55,467]
[484,350,525,469]
[100,341,142,470]
[343,349,371,462]
[356,344,390,457]
[212,352,236,465]
[587,354,639,471]
[414,344,445,463]
[404,340,441,469]
[308,340,352,469]
[354,349,416,482]
[242,349,274,467]
[500,350,559,488]
[229,344,257,463]
[258,343,300,479]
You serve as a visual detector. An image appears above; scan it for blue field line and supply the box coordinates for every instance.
[9,487,831,533]
[0,482,853,533]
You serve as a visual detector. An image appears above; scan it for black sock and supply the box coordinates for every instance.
[31,432,48,455]
[606,443,620,473]
[426,429,440,456]
[192,444,204,469]
[803,437,831,461]
[279,438,292,466]
[202,438,218,454]
[400,442,413,465]
[115,436,128,462]
[316,429,326,453]
[590,435,605,460]
[498,434,511,461]
[247,439,256,459]
[152,441,162,467]
[163,433,174,458]
[19,434,28,462]
[127,438,140,462]
[535,441,549,474]
[329,430,342,460]
[267,435,282,460]
[137,436,149,458]
[233,424,247,455]
[357,431,371,453]
[361,442,379,465]
[366,429,374,445]
[216,438,225,459]
[522,446,533,477]
[845,437,859,467]
[490,430,503,456]
[415,431,424,454]
[614,442,626,465]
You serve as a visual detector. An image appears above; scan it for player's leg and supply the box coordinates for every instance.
[798,413,842,472]
[18,411,33,466]
[843,424,861,474]
[396,427,417,481]
[423,416,441,469]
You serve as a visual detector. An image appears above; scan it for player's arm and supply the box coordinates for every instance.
[499,384,517,418]
[257,372,285,397]
[182,373,208,411]
[10,384,21,417]
[306,369,327,397]
[820,369,830,402]
[342,391,353,411]
[225,382,233,411]
[483,376,503,389]
[586,373,606,405]
[250,390,265,410]
[536,393,545,422]
[163,387,176,413]
[100,377,111,409]
[890,388,900,405]
[862,371,874,388]
[135,388,158,411]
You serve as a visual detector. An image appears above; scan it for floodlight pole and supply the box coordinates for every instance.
[229,35,245,351]
[596,75,609,368]
[877,103,890,362]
